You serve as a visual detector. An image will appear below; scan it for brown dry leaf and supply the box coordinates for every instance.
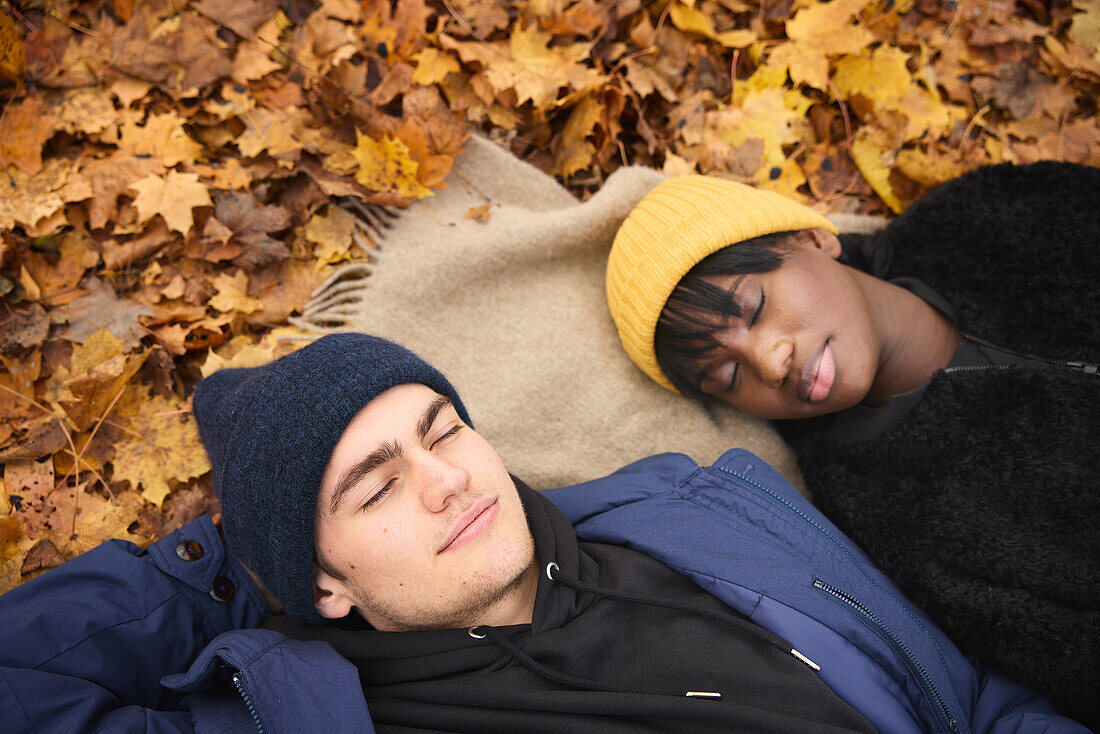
[83,152,166,231]
[111,387,210,507]
[20,538,66,575]
[193,0,275,37]
[213,191,292,271]
[192,159,254,190]
[236,107,312,159]
[252,260,332,322]
[0,95,57,174]
[208,270,262,314]
[22,233,99,307]
[0,9,27,82]
[0,304,49,353]
[51,277,153,350]
[55,88,118,138]
[0,159,92,232]
[464,204,492,222]
[112,11,234,96]
[117,111,204,168]
[6,457,60,537]
[129,171,213,236]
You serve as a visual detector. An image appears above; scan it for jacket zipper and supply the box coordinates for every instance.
[232,672,268,734]
[943,333,1098,376]
[813,580,960,734]
[718,466,961,734]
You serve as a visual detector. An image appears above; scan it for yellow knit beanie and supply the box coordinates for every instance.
[607,175,837,392]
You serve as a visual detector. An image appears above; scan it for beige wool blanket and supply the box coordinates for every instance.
[293,135,881,493]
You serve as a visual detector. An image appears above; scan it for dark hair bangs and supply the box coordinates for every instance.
[655,236,791,398]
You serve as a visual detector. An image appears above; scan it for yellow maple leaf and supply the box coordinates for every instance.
[111,387,210,507]
[208,270,263,314]
[412,47,460,86]
[553,94,603,179]
[669,2,755,47]
[893,149,966,188]
[128,171,213,236]
[769,0,875,90]
[45,328,148,432]
[117,111,204,168]
[832,46,911,104]
[851,130,903,213]
[352,130,432,199]
[723,68,812,168]
[895,85,953,142]
[199,331,312,378]
[481,24,605,109]
[304,207,356,267]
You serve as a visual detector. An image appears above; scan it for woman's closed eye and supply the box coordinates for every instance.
[749,289,766,328]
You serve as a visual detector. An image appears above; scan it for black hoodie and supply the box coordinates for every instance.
[268,482,875,733]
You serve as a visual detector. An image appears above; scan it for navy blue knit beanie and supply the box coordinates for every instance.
[192,333,470,624]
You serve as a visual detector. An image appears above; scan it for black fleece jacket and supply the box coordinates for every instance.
[778,161,1100,729]
[268,482,874,733]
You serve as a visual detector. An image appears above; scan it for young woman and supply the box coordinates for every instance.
[606,161,1099,728]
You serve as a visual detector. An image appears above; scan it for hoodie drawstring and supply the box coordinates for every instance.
[467,560,821,700]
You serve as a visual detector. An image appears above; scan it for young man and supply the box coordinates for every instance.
[0,334,1088,733]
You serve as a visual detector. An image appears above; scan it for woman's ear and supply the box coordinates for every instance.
[314,567,355,619]
[801,228,843,260]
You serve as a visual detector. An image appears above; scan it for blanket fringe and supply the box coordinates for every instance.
[289,262,374,331]
[290,199,406,331]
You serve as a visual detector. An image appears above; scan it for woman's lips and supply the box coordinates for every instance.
[797,340,836,403]
[438,498,498,554]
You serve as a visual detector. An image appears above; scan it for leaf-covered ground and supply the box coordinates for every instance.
[1,0,1097,592]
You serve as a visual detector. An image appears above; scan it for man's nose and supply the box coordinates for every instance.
[749,335,793,388]
[418,453,471,512]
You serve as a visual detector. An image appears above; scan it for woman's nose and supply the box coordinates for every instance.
[750,336,793,388]
[418,454,471,512]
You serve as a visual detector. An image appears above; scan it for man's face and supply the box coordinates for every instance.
[690,230,882,419]
[313,383,536,630]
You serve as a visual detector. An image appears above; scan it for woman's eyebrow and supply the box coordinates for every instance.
[727,273,748,297]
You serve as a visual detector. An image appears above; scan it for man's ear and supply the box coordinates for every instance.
[802,227,843,260]
[313,567,356,620]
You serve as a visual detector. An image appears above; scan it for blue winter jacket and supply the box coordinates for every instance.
[1,449,1088,734]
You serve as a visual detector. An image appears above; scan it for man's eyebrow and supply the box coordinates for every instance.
[417,396,453,441]
[328,441,402,516]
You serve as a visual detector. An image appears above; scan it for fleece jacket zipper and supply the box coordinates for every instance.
[943,333,1098,376]
[718,465,961,734]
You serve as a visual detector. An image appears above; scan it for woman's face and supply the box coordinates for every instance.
[688,230,882,419]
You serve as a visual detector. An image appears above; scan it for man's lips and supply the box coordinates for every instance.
[797,340,836,403]
[437,498,498,554]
